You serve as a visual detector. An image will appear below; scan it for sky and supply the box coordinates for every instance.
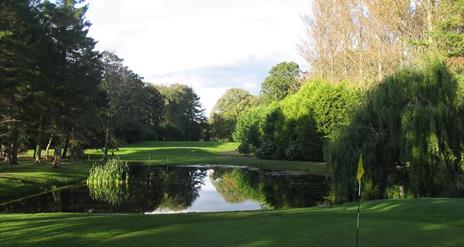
[85,0,312,114]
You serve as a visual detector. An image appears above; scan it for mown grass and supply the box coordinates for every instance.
[0,160,92,204]
[0,198,462,247]
[85,141,327,174]
[1,141,325,202]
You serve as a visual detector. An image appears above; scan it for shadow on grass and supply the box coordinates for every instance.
[124,141,235,148]
[1,201,464,247]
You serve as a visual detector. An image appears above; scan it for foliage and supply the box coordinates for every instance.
[234,80,361,161]
[209,113,235,141]
[212,168,265,204]
[158,84,207,141]
[87,180,129,206]
[213,88,258,119]
[260,62,302,102]
[0,0,103,166]
[87,157,129,184]
[302,0,464,85]
[433,0,464,58]
[237,142,252,155]
[87,158,129,205]
[327,61,464,202]
[210,88,257,140]
[233,106,266,148]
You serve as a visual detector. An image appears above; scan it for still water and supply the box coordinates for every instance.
[0,165,329,214]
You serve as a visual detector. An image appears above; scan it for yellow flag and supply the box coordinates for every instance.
[356,155,364,182]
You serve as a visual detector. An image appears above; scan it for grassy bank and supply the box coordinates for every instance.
[0,198,463,247]
[85,141,326,173]
[0,160,92,204]
[1,141,325,202]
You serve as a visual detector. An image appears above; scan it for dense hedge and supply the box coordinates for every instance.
[233,80,361,161]
[327,61,464,202]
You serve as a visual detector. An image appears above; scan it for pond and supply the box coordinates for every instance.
[0,165,329,214]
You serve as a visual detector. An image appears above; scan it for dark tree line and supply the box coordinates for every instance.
[0,0,207,165]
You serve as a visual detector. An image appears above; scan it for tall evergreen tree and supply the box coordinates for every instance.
[39,0,102,167]
[0,0,42,164]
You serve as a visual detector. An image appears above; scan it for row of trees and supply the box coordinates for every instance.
[232,0,464,201]
[0,0,207,166]
[234,62,464,201]
[2,0,305,163]
[209,62,303,141]
[233,81,361,161]
[300,0,464,86]
[328,61,464,201]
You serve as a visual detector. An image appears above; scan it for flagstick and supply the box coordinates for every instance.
[355,180,361,247]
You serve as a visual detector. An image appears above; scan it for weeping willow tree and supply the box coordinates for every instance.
[327,60,464,202]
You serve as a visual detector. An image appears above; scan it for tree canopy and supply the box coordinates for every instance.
[327,61,464,201]
[260,62,302,103]
[210,88,257,140]
[158,84,207,141]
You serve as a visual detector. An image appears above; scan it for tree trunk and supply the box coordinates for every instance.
[4,144,12,164]
[62,135,69,159]
[52,190,62,211]
[102,121,110,162]
[426,0,434,45]
[45,136,52,160]
[53,140,62,168]
[0,145,6,161]
[377,61,383,81]
[34,144,42,163]
[34,117,43,163]
[9,126,19,165]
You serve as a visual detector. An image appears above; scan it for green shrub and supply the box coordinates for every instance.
[233,106,266,147]
[87,157,129,185]
[88,181,129,206]
[327,60,464,202]
[233,80,361,162]
[255,141,276,159]
[237,142,252,155]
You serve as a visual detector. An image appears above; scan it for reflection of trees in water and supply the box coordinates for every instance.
[4,166,328,213]
[211,169,265,204]
[88,182,129,206]
[212,168,329,209]
[158,168,206,211]
[263,174,329,208]
[87,166,206,211]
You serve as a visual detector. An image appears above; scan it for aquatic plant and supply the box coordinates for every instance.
[87,157,129,185]
[88,181,129,206]
[86,157,130,206]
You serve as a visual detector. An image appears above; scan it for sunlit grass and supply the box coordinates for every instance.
[0,198,462,247]
[0,160,92,203]
[1,141,326,203]
[85,141,326,174]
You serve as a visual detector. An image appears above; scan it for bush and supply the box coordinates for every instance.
[237,142,252,155]
[233,106,266,147]
[87,157,129,184]
[159,124,185,141]
[255,141,276,159]
[233,80,360,162]
[327,60,464,202]
[284,140,303,161]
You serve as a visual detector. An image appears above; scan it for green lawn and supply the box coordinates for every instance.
[1,141,325,203]
[1,143,462,246]
[0,160,92,204]
[85,141,326,174]
[0,198,462,247]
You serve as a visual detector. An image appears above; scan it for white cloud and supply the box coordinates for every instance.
[85,0,311,113]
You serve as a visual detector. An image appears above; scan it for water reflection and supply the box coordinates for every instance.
[0,165,329,214]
